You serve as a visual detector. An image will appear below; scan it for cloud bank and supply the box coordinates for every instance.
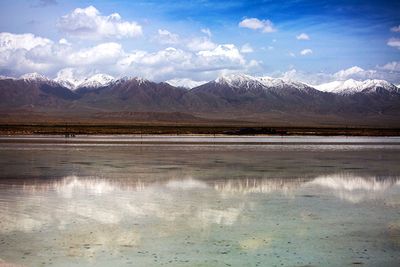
[57,6,142,39]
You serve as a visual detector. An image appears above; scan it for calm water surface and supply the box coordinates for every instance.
[0,136,399,266]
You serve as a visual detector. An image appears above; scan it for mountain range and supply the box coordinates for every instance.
[1,73,399,127]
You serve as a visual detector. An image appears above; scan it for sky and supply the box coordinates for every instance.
[0,0,399,84]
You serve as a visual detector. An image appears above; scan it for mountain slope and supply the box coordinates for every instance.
[1,73,399,125]
[0,75,79,110]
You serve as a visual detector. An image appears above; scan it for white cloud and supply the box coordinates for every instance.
[197,44,245,66]
[286,65,400,85]
[55,67,88,87]
[333,66,366,80]
[265,63,400,86]
[57,6,142,39]
[288,52,295,57]
[240,43,253,53]
[331,65,400,84]
[390,25,400,32]
[238,18,276,33]
[186,37,216,51]
[377,61,400,72]
[116,44,250,81]
[0,32,55,74]
[58,38,71,46]
[66,42,123,66]
[300,49,312,55]
[0,32,52,51]
[296,33,310,40]
[0,30,255,81]
[387,38,400,49]
[201,28,212,37]
[156,29,179,44]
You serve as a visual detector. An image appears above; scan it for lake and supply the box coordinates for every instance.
[0,136,400,266]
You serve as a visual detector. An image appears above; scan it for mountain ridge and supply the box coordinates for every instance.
[1,72,399,127]
[1,72,398,94]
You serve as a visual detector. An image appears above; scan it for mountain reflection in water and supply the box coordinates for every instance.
[1,174,399,234]
[1,143,400,266]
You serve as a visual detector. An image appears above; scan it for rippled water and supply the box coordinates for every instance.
[0,137,400,266]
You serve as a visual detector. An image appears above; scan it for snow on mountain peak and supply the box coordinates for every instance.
[9,72,400,95]
[214,74,266,91]
[79,74,115,88]
[215,73,255,85]
[316,79,398,94]
[0,75,15,80]
[20,72,49,82]
[116,76,150,85]
[166,78,207,89]
[257,76,309,90]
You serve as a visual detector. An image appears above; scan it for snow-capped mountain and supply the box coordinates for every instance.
[0,75,16,80]
[211,73,315,94]
[120,76,149,85]
[1,72,400,124]
[166,78,207,89]
[214,73,265,89]
[19,72,51,82]
[315,79,399,95]
[7,72,400,95]
[54,76,82,90]
[54,73,116,89]
[77,74,116,88]
[257,76,310,91]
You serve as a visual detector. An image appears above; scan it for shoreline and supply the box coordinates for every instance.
[1,135,399,146]
[1,124,400,136]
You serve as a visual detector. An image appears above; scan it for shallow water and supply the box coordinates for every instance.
[0,137,400,266]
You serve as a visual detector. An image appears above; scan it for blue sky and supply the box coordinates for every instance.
[0,0,399,84]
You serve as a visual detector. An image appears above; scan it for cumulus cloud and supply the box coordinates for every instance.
[333,66,365,80]
[238,18,276,33]
[331,65,400,84]
[197,44,245,67]
[57,6,142,39]
[0,32,55,74]
[296,33,310,40]
[300,49,312,55]
[387,38,400,49]
[201,28,212,37]
[0,32,52,51]
[115,43,253,81]
[377,61,400,72]
[54,67,89,87]
[332,65,400,84]
[240,43,253,53]
[58,38,70,46]
[276,65,400,86]
[391,25,400,32]
[156,29,179,44]
[66,42,123,66]
[0,30,257,81]
[0,32,127,76]
[186,37,216,51]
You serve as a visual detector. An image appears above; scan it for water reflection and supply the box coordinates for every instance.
[1,144,400,266]
[308,174,400,203]
[1,174,399,234]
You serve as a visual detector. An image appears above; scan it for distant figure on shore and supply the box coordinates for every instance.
[64,133,76,138]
